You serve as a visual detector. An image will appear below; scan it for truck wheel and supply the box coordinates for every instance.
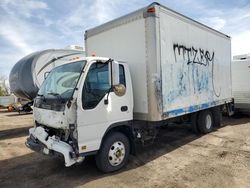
[190,113,199,133]
[197,110,214,133]
[95,132,130,173]
[211,107,222,127]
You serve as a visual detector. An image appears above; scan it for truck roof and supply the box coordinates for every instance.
[85,2,230,40]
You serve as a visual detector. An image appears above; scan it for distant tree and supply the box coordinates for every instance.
[0,86,8,96]
[0,75,9,96]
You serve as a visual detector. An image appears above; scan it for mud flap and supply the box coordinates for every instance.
[226,102,234,116]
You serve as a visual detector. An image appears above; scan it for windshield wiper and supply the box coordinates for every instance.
[37,94,46,102]
[47,92,60,96]
[47,92,64,103]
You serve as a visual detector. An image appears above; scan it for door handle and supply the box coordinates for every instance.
[121,106,128,112]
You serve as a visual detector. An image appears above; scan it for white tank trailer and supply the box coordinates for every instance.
[9,48,85,100]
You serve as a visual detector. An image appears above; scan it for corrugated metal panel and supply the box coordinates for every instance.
[233,91,250,104]
[232,59,250,110]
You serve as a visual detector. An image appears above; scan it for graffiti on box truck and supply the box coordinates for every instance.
[172,43,220,97]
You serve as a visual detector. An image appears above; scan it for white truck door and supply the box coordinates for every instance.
[76,62,132,154]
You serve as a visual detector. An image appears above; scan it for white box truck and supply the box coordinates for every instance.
[232,54,250,114]
[26,2,233,172]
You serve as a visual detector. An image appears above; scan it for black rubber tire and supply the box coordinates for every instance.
[211,107,222,127]
[197,110,214,134]
[190,112,199,133]
[95,132,130,173]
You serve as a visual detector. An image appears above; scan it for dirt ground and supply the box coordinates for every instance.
[0,109,250,188]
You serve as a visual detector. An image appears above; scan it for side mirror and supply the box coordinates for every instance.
[107,60,126,99]
[109,60,120,86]
[113,84,126,96]
[44,71,50,79]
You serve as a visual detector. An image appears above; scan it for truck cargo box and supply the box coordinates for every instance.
[85,2,232,121]
[232,58,250,113]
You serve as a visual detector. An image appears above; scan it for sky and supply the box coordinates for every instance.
[0,0,250,78]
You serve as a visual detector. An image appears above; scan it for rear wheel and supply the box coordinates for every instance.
[190,113,198,133]
[211,107,222,127]
[95,132,130,173]
[197,110,214,133]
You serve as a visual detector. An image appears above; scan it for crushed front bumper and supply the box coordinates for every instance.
[26,126,80,167]
[26,136,44,153]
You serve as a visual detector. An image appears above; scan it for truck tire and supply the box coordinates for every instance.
[197,110,214,133]
[190,113,199,133]
[211,107,222,127]
[95,132,130,173]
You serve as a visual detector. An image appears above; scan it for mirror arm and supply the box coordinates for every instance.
[104,87,113,105]
[110,60,113,86]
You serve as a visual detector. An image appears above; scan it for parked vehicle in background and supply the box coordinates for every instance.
[0,95,15,109]
[26,2,233,172]
[9,47,85,100]
[232,54,250,114]
[8,46,85,113]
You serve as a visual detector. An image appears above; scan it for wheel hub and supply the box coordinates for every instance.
[205,114,212,129]
[108,141,125,166]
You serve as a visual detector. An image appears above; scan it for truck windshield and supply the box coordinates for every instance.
[38,60,86,100]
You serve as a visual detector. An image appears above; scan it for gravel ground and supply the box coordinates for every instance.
[0,109,250,188]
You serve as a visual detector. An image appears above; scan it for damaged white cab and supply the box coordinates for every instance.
[26,57,134,172]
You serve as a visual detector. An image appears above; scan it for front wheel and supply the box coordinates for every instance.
[95,132,130,173]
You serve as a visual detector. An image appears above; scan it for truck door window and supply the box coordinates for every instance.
[82,63,110,109]
[82,63,126,109]
[119,65,126,87]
